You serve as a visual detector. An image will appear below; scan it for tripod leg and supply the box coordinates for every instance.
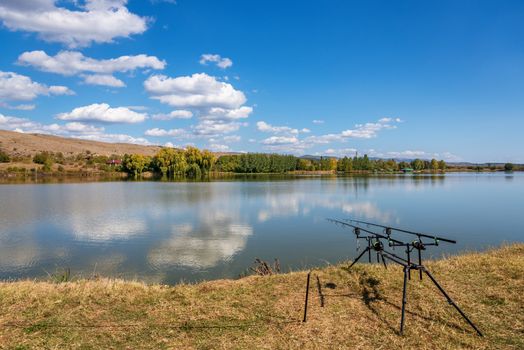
[418,248,423,280]
[406,245,411,280]
[400,266,409,335]
[349,247,371,269]
[380,252,388,270]
[423,269,483,336]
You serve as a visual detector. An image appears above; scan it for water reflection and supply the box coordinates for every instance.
[148,219,253,269]
[0,174,522,283]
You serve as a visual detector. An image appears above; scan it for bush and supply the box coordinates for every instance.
[42,158,53,172]
[33,152,52,165]
[0,150,10,163]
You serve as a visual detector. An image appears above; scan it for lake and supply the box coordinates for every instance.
[0,173,522,284]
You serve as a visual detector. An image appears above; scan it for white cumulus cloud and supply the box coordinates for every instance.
[0,71,73,101]
[144,73,246,109]
[56,103,147,124]
[0,0,148,47]
[18,50,165,75]
[18,50,165,87]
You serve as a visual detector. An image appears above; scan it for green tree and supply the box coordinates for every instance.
[361,154,371,171]
[153,148,177,176]
[430,159,439,172]
[122,154,150,177]
[399,161,410,170]
[201,150,215,173]
[215,155,239,172]
[438,160,446,171]
[411,159,425,171]
[504,163,514,172]
[185,163,202,178]
[184,146,203,166]
[297,158,312,171]
[170,150,188,175]
[327,158,338,171]
[385,159,398,172]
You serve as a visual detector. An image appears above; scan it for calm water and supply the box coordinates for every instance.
[0,173,522,284]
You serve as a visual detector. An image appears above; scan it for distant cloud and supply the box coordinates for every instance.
[260,118,403,154]
[256,121,309,135]
[0,102,36,111]
[366,149,462,162]
[199,54,233,69]
[208,143,231,152]
[222,135,241,143]
[193,120,246,136]
[312,119,324,124]
[261,136,299,145]
[83,74,126,88]
[152,110,193,120]
[18,50,165,87]
[145,128,187,137]
[324,148,358,156]
[203,106,252,121]
[339,118,400,139]
[0,71,73,102]
[0,112,151,145]
[0,0,148,47]
[57,103,147,124]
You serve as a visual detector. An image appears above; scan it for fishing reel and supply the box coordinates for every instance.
[412,240,426,250]
[371,238,384,252]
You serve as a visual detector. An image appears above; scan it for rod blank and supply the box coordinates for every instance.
[345,218,457,244]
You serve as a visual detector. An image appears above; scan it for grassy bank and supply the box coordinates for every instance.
[0,244,522,349]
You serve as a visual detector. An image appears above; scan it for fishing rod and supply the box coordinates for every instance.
[323,218,483,336]
[344,218,457,244]
[327,218,404,245]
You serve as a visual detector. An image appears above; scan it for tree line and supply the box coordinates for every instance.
[119,147,450,177]
[3,146,520,177]
[122,147,215,177]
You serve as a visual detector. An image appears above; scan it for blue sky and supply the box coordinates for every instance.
[0,0,523,163]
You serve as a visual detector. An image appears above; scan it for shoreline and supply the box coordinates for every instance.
[1,244,522,348]
[0,168,519,184]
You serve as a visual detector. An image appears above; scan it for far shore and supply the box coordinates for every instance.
[0,163,519,183]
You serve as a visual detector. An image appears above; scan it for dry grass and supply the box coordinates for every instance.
[0,244,522,349]
[0,129,162,158]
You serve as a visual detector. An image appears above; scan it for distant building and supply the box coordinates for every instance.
[401,167,413,173]
[106,159,122,166]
